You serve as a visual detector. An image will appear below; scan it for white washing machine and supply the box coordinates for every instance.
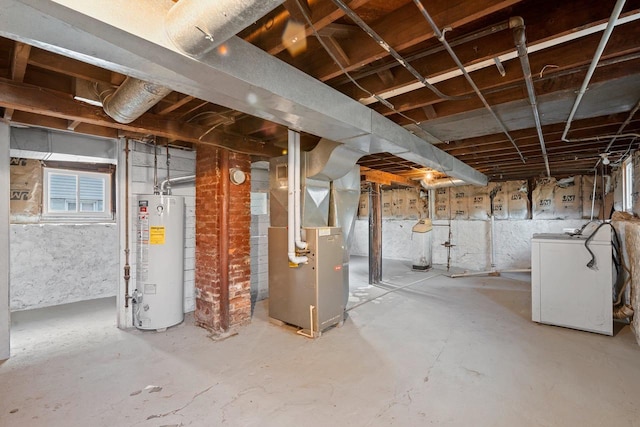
[531,224,613,335]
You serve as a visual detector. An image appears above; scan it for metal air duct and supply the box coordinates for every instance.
[420,178,466,189]
[166,0,285,58]
[96,78,172,124]
[97,0,285,124]
[306,138,366,181]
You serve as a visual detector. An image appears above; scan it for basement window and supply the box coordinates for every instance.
[622,156,633,212]
[43,167,113,220]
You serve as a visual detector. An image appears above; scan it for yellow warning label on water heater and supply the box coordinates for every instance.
[149,226,166,245]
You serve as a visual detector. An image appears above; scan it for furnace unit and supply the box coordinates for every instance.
[269,227,346,335]
[267,137,361,337]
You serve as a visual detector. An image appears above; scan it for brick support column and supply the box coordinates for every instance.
[195,145,251,332]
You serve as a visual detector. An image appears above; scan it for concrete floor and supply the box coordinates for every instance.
[1,257,639,427]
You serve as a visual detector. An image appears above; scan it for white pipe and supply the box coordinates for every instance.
[412,0,525,164]
[293,131,307,250]
[287,129,307,265]
[590,169,598,221]
[160,174,195,194]
[490,214,496,270]
[561,0,627,141]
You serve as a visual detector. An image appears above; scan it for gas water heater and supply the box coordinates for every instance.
[133,194,185,330]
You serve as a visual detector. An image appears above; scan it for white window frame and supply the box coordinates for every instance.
[43,167,113,221]
[622,155,634,212]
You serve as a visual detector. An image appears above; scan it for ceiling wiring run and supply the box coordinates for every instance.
[412,0,526,164]
[330,0,470,103]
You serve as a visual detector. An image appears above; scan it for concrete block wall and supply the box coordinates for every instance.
[195,147,252,331]
[128,141,196,313]
[250,162,269,302]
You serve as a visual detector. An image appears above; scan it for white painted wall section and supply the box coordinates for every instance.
[0,122,10,359]
[10,223,118,310]
[352,218,589,271]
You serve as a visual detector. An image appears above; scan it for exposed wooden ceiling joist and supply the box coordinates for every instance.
[0,0,638,182]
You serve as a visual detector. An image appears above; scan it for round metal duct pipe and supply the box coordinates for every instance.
[96,78,172,124]
[165,0,285,58]
[420,178,467,189]
[95,0,284,124]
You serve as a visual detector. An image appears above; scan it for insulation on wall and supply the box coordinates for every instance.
[358,192,369,219]
[506,180,530,219]
[451,186,469,220]
[434,187,450,220]
[393,188,407,219]
[406,188,427,219]
[382,190,393,218]
[489,182,509,220]
[533,177,582,219]
[9,158,42,221]
[532,178,556,219]
[634,151,640,216]
[469,185,490,220]
[553,176,582,219]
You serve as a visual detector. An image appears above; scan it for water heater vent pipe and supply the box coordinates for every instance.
[287,129,308,265]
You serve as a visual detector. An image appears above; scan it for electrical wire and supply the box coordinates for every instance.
[579,221,631,318]
[330,0,470,102]
[610,137,637,167]
[412,0,526,164]
[294,0,459,185]
[293,0,425,126]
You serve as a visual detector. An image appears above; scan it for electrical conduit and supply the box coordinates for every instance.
[511,17,551,177]
[561,0,627,141]
[411,0,526,164]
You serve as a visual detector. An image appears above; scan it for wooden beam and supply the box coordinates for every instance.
[156,95,195,116]
[283,0,311,23]
[9,42,30,81]
[28,47,112,83]
[0,78,281,157]
[310,0,522,82]
[322,36,350,67]
[369,182,382,284]
[421,104,437,120]
[67,119,82,130]
[360,167,420,187]
[245,0,372,55]
[344,0,639,98]
[4,41,31,120]
[376,69,394,86]
[12,111,119,139]
[317,23,361,39]
[379,23,640,118]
